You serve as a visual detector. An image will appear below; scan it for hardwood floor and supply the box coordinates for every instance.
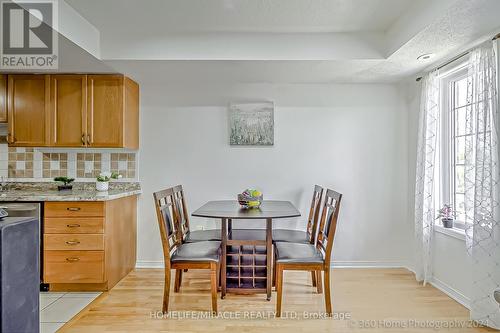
[60,268,495,332]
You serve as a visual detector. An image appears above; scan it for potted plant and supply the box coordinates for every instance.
[436,204,456,228]
[54,177,75,191]
[96,172,122,192]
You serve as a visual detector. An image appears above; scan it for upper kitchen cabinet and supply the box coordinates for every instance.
[0,75,7,123]
[7,75,50,147]
[50,75,87,147]
[4,74,139,149]
[87,75,139,149]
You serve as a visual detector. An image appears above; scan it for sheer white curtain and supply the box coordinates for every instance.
[464,41,500,329]
[414,70,440,284]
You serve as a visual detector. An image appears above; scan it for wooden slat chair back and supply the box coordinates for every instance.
[306,185,324,244]
[316,189,342,265]
[172,185,190,240]
[154,187,180,267]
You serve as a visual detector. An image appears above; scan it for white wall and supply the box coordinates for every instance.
[136,83,411,267]
[431,232,473,306]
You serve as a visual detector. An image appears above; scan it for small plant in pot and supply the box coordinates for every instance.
[436,204,456,228]
[54,177,75,191]
[96,172,122,192]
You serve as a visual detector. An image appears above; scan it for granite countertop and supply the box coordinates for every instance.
[0,182,142,202]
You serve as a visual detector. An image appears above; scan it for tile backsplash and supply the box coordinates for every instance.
[42,152,68,178]
[7,147,34,178]
[0,144,138,181]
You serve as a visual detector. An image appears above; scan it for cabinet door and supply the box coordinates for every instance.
[0,74,7,123]
[87,75,123,147]
[7,75,50,146]
[50,75,87,147]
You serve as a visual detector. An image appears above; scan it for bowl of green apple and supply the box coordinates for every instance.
[238,189,263,209]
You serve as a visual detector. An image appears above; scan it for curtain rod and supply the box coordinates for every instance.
[415,52,469,82]
[416,32,499,82]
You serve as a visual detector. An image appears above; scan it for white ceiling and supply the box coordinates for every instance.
[66,0,414,33]
[51,0,500,83]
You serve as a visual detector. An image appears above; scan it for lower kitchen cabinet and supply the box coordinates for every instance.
[44,251,105,284]
[43,195,137,291]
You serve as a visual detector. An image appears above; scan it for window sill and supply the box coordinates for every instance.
[434,224,466,241]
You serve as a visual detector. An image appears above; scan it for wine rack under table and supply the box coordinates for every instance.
[225,242,269,293]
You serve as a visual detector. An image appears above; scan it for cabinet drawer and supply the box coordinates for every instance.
[44,217,104,234]
[44,250,104,283]
[44,234,104,251]
[45,202,105,217]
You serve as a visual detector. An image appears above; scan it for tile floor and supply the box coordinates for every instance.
[40,292,101,333]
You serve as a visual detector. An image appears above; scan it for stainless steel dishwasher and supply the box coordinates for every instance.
[0,203,43,286]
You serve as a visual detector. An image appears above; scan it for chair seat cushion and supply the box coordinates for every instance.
[171,241,220,263]
[230,229,266,241]
[275,242,324,264]
[272,229,310,243]
[184,229,221,243]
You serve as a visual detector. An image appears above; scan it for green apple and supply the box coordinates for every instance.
[252,190,262,197]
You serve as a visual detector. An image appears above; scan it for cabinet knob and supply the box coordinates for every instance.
[65,257,80,262]
[66,207,81,211]
[65,240,81,245]
[66,223,81,228]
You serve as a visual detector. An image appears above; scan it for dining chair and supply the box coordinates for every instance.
[153,187,221,314]
[172,185,221,243]
[274,189,342,317]
[273,185,324,288]
[171,185,221,290]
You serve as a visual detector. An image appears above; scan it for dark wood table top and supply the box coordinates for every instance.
[191,200,301,219]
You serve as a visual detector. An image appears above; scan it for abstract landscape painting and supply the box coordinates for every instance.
[229,102,274,146]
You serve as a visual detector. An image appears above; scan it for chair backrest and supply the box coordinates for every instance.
[316,189,342,265]
[172,185,190,240]
[153,187,182,268]
[306,185,324,244]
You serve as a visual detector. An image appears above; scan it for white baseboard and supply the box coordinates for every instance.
[136,261,164,269]
[429,277,471,309]
[135,260,409,269]
[332,260,409,268]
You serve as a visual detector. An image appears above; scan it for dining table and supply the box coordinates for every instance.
[192,200,301,300]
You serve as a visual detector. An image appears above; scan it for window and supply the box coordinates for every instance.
[449,74,469,226]
[439,61,493,230]
[440,65,470,230]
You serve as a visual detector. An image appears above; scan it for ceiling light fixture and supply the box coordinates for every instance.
[417,53,434,61]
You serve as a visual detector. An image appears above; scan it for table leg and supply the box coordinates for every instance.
[228,218,232,235]
[221,218,227,299]
[266,218,272,301]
